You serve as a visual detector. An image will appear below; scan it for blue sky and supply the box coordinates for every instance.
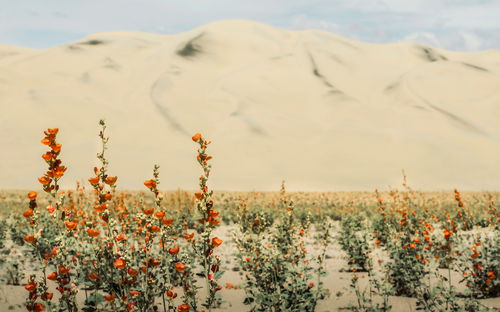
[1,0,499,51]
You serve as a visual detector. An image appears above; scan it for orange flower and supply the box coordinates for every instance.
[47,272,57,281]
[50,144,61,152]
[53,169,65,178]
[104,294,116,302]
[42,292,53,301]
[162,218,174,226]
[38,176,51,185]
[28,191,38,200]
[150,225,160,233]
[128,268,139,277]
[143,208,154,216]
[144,180,156,189]
[47,128,59,135]
[155,211,165,219]
[194,192,203,200]
[88,273,99,280]
[105,176,118,185]
[209,219,220,226]
[23,209,34,218]
[65,221,77,231]
[24,235,35,243]
[184,233,194,241]
[211,237,223,247]
[169,246,179,255]
[104,193,112,201]
[59,266,70,275]
[41,137,51,145]
[208,210,219,218]
[25,282,37,292]
[94,203,107,213]
[129,290,141,296]
[88,176,100,186]
[178,304,190,312]
[175,262,186,272]
[192,133,202,142]
[444,229,452,240]
[87,228,100,238]
[115,233,127,242]
[114,258,126,269]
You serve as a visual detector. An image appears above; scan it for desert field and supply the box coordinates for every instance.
[0,125,499,312]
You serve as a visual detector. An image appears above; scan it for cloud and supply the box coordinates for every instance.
[0,0,499,51]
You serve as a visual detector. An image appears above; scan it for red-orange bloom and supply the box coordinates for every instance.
[25,282,37,292]
[94,203,107,213]
[88,177,100,186]
[150,225,160,233]
[47,272,57,281]
[169,246,179,255]
[50,144,62,153]
[155,211,165,219]
[105,176,118,185]
[194,192,203,200]
[42,152,52,161]
[143,207,154,216]
[175,262,186,272]
[209,219,220,226]
[114,258,126,269]
[41,138,51,145]
[211,237,223,247]
[144,180,156,189]
[128,268,139,277]
[38,176,51,185]
[104,294,116,302]
[42,292,53,301]
[87,229,100,238]
[28,191,38,200]
[192,133,202,142]
[115,233,127,242]
[23,209,34,218]
[65,221,77,231]
[47,128,59,135]
[24,235,35,243]
[162,218,174,226]
[178,304,190,312]
[88,273,99,280]
[53,168,65,178]
[444,229,453,240]
[208,210,219,218]
[59,266,70,275]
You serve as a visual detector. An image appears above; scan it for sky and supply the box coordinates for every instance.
[1,0,499,51]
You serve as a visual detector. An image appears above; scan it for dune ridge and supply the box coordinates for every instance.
[0,20,499,191]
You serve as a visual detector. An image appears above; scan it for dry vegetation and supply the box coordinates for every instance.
[0,121,499,312]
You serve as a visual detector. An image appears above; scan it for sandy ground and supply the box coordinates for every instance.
[0,20,500,192]
[1,225,499,312]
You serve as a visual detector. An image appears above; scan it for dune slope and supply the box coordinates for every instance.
[1,20,499,191]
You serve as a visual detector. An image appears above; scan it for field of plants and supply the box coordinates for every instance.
[0,120,499,312]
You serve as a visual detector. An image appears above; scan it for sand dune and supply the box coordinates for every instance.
[1,20,499,191]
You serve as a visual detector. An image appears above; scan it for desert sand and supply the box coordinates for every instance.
[0,20,499,191]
